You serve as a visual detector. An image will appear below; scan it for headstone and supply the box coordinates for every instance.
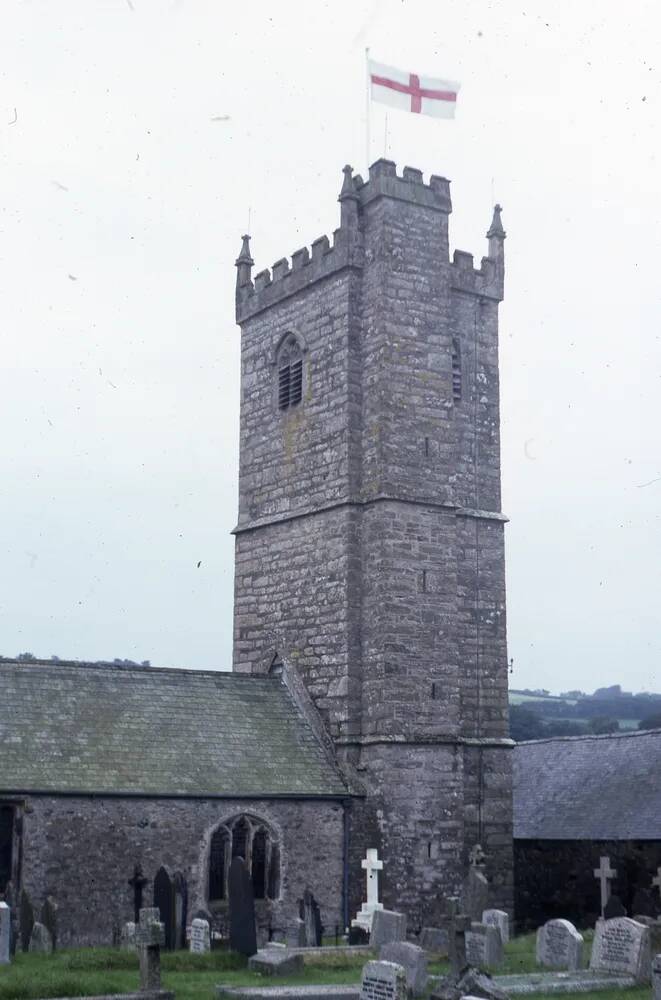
[173,872,188,950]
[652,953,661,1000]
[248,947,304,975]
[593,856,617,920]
[380,940,428,996]
[631,887,656,918]
[189,917,211,954]
[128,865,149,924]
[419,926,449,955]
[465,923,503,969]
[431,967,509,1000]
[299,889,323,946]
[41,895,58,951]
[604,895,627,919]
[228,856,257,957]
[287,918,306,947]
[481,910,509,945]
[19,888,34,953]
[461,870,489,922]
[136,906,165,991]
[0,903,10,965]
[349,925,370,945]
[653,867,661,901]
[3,882,17,958]
[589,916,651,984]
[353,849,384,933]
[153,866,175,950]
[370,909,406,949]
[120,921,136,951]
[536,918,584,971]
[360,959,407,1000]
[28,921,53,954]
[447,898,471,977]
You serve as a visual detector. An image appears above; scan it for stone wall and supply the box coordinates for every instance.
[8,795,344,947]
[515,838,661,931]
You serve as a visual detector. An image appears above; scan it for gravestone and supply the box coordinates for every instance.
[447,898,471,977]
[28,921,53,954]
[299,889,323,946]
[0,902,9,964]
[3,882,17,958]
[604,895,627,919]
[154,866,175,950]
[349,925,370,945]
[652,953,661,1000]
[482,910,509,945]
[360,959,407,1000]
[41,895,58,951]
[287,918,306,947]
[120,921,136,950]
[19,888,34,953]
[128,864,149,923]
[173,872,188,950]
[353,849,384,934]
[631,887,656,918]
[190,917,211,954]
[419,926,449,955]
[589,916,651,984]
[380,940,428,996]
[461,870,489,922]
[370,908,406,949]
[136,906,165,991]
[465,923,503,969]
[593,857,617,920]
[248,947,304,975]
[536,918,584,970]
[228,856,257,957]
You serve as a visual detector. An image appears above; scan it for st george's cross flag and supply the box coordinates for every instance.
[368,59,460,119]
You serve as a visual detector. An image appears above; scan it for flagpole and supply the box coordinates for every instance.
[365,46,371,171]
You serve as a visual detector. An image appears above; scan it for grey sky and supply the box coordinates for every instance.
[2,0,660,694]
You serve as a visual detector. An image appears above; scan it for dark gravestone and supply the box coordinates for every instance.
[173,872,188,950]
[19,888,34,953]
[229,856,257,957]
[299,889,323,946]
[3,882,17,957]
[153,867,175,950]
[41,895,58,951]
[631,887,656,918]
[349,924,369,945]
[604,895,627,919]
[128,864,149,923]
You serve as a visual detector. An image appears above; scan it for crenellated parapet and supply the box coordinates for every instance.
[235,160,454,323]
[451,204,506,302]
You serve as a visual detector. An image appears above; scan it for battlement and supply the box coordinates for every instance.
[235,162,503,321]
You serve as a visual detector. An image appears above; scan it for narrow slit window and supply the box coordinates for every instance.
[276,335,303,410]
[452,337,462,402]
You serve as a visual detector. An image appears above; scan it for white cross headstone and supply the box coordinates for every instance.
[593,856,617,919]
[652,867,661,899]
[352,848,384,933]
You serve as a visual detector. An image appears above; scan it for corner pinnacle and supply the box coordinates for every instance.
[338,164,358,201]
[235,234,254,266]
[487,204,506,239]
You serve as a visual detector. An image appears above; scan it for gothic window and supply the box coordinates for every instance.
[0,806,14,892]
[451,338,462,402]
[208,814,280,903]
[277,335,303,410]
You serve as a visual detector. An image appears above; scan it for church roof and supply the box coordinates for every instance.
[0,660,350,798]
[513,728,661,840]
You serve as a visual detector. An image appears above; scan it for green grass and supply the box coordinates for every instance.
[0,933,647,1000]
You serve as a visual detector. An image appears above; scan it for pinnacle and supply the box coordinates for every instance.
[487,204,506,239]
[338,164,358,201]
[235,234,254,266]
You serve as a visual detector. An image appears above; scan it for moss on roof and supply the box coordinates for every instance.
[0,660,349,798]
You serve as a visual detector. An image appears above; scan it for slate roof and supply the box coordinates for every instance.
[0,660,349,798]
[513,728,661,840]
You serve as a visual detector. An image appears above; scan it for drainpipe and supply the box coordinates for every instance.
[342,799,351,931]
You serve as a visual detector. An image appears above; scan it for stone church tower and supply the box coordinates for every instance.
[232,159,513,922]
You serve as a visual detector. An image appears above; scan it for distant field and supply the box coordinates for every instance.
[509,691,578,706]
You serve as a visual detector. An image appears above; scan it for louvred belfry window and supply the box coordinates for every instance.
[451,337,462,402]
[277,335,303,410]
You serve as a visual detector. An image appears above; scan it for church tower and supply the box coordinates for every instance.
[232,160,513,922]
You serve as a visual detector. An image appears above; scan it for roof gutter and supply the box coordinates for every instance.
[0,788,364,801]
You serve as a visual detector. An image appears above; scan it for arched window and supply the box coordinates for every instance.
[451,337,462,402]
[277,335,303,410]
[208,814,280,903]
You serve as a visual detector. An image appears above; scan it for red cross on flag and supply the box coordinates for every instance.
[368,59,460,119]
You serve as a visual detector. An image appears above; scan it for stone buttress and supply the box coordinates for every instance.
[232,160,513,923]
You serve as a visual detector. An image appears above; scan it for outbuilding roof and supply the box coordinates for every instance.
[513,728,661,840]
[0,660,349,798]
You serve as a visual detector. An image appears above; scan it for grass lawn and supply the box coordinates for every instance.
[0,933,648,1000]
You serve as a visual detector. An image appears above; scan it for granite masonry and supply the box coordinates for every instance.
[233,160,514,923]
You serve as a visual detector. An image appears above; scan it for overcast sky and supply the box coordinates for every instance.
[2,0,660,695]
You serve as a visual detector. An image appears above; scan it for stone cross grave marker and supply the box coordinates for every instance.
[652,953,661,1000]
[360,959,407,1000]
[128,865,149,924]
[465,922,503,969]
[593,856,617,920]
[536,918,584,971]
[447,897,471,976]
[352,849,384,933]
[189,917,211,954]
[482,909,509,944]
[229,856,257,957]
[0,902,10,965]
[589,916,651,984]
[461,869,489,922]
[136,907,165,991]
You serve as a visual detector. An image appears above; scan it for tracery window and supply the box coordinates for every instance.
[208,814,280,902]
[277,335,303,410]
